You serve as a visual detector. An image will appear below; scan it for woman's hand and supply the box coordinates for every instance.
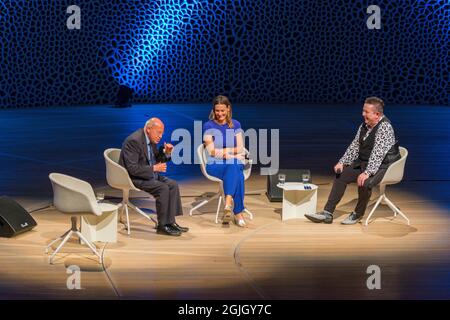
[214,148,243,160]
[214,148,232,159]
[222,151,234,160]
[234,152,245,161]
[222,153,244,161]
[213,149,224,159]
[223,147,237,155]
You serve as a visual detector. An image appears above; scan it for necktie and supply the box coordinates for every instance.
[148,143,157,179]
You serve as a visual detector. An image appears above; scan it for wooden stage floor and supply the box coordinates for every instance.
[0,103,449,299]
[1,175,450,299]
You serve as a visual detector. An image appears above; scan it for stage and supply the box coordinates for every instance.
[0,0,448,303]
[1,104,449,299]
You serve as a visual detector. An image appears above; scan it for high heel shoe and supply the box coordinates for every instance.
[234,216,246,227]
[222,205,232,224]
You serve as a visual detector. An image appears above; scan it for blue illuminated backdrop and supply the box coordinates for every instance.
[0,0,448,108]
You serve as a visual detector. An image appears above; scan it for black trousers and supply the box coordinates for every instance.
[133,175,183,226]
[324,163,386,217]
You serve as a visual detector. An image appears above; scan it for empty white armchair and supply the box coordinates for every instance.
[104,148,157,235]
[189,144,254,223]
[46,173,118,264]
[365,147,410,226]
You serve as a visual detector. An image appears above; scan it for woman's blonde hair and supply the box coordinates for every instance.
[209,95,233,128]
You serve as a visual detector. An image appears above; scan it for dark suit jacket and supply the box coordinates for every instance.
[119,128,171,184]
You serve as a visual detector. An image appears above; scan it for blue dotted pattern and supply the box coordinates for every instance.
[0,0,448,108]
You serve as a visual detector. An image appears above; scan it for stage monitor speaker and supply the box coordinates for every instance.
[0,196,37,237]
[266,169,311,202]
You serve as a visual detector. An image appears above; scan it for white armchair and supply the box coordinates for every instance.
[104,148,157,235]
[365,147,410,226]
[46,173,118,264]
[189,144,254,223]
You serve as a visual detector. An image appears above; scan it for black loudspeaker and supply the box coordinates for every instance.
[0,196,37,237]
[266,169,311,202]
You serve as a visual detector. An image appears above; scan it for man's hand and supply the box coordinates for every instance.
[153,162,167,173]
[163,142,174,155]
[334,163,344,174]
[357,172,369,187]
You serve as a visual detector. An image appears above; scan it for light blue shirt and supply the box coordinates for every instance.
[144,133,155,166]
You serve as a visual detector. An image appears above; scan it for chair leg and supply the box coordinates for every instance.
[48,215,102,264]
[383,196,410,225]
[49,230,74,264]
[122,189,157,233]
[49,232,100,264]
[120,190,132,234]
[383,196,396,215]
[189,200,208,215]
[189,200,208,216]
[364,195,384,226]
[45,230,70,254]
[128,203,158,227]
[387,197,398,217]
[76,231,101,260]
[118,202,124,217]
[189,193,220,216]
[124,204,131,235]
[215,196,223,224]
[117,200,131,235]
[379,184,386,195]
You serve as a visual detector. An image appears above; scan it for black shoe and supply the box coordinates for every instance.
[170,222,189,233]
[305,210,333,224]
[156,224,181,236]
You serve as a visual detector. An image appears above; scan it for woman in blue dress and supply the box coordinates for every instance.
[203,95,247,227]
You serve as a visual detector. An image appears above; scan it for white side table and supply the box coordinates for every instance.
[277,182,318,221]
[81,202,118,243]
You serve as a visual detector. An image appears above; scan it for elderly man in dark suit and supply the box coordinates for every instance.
[119,117,187,236]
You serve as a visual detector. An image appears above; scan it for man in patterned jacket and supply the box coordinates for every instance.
[306,97,401,225]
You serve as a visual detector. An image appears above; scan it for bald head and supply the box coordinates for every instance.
[145,117,164,129]
[144,117,164,144]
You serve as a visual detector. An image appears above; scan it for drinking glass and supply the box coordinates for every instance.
[278,174,286,186]
[302,172,310,184]
[96,192,105,202]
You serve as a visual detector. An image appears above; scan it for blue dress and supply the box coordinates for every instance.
[203,119,245,215]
